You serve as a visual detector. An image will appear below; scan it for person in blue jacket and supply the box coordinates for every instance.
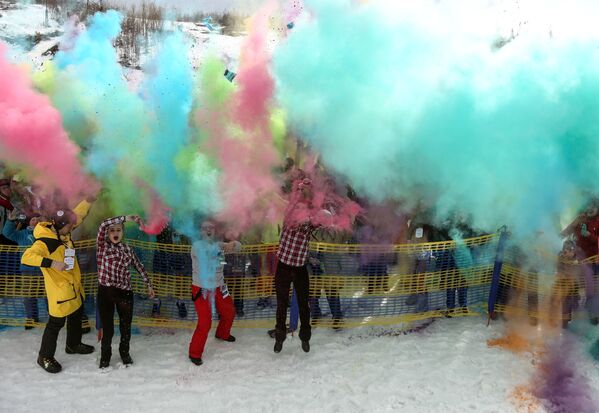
[2,208,44,329]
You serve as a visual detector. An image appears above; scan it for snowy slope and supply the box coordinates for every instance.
[1,1,245,77]
[2,316,598,412]
[0,1,63,64]
[175,21,244,72]
[0,2,62,42]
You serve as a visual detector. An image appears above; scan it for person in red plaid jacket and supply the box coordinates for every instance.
[273,176,334,354]
[96,215,155,369]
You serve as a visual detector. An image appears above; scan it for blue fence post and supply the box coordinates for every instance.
[487,226,508,324]
[289,287,299,332]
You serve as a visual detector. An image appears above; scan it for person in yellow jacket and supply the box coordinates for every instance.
[22,200,95,373]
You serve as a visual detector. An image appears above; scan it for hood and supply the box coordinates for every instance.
[33,222,58,239]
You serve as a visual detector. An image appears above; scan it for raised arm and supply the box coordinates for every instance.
[72,200,93,229]
[97,216,125,247]
[560,215,583,238]
[2,218,22,244]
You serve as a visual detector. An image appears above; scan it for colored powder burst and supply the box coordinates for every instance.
[33,61,98,147]
[561,319,599,368]
[487,317,550,357]
[51,11,205,233]
[196,12,284,236]
[487,333,533,354]
[283,0,304,23]
[531,336,598,413]
[232,10,275,131]
[137,184,170,235]
[55,10,123,83]
[269,108,287,156]
[187,152,222,214]
[192,238,225,290]
[197,56,235,108]
[452,232,478,282]
[48,11,229,236]
[59,15,84,52]
[53,11,151,221]
[282,157,362,231]
[510,385,541,413]
[0,42,96,203]
[35,1,96,146]
[590,340,599,361]
[274,0,599,245]
[141,29,203,231]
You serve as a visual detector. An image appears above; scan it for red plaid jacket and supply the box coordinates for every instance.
[97,216,151,291]
[277,223,314,267]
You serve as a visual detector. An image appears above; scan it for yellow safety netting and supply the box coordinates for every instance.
[2,233,594,331]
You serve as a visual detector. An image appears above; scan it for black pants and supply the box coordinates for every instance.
[39,304,83,358]
[98,285,134,359]
[275,261,311,342]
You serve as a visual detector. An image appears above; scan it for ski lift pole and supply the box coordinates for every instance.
[487,226,508,325]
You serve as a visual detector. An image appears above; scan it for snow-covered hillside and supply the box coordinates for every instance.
[0,1,245,79]
[0,1,62,65]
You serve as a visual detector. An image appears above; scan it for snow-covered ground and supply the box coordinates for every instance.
[1,316,598,413]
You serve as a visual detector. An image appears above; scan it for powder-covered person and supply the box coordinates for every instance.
[188,219,240,366]
[273,174,332,354]
[96,215,155,369]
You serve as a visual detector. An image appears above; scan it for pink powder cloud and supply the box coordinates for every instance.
[0,43,97,203]
[200,9,284,236]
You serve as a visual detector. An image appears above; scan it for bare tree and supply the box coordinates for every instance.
[116,1,164,68]
[34,0,165,68]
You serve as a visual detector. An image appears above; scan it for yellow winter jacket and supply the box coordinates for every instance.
[21,201,91,317]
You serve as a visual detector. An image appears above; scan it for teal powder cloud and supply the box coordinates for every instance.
[52,11,148,217]
[142,30,201,228]
[274,0,599,245]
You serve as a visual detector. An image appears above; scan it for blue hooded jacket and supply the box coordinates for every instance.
[2,220,41,275]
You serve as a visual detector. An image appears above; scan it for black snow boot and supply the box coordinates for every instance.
[189,356,203,366]
[37,356,62,373]
[99,357,110,369]
[216,334,236,342]
[65,343,94,354]
[120,350,133,366]
[99,348,111,369]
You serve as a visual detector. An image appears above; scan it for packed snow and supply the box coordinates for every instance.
[1,316,598,412]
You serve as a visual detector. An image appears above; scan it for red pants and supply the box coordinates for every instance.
[189,285,235,359]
